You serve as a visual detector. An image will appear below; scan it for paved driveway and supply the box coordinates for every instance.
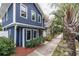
[27,33,63,56]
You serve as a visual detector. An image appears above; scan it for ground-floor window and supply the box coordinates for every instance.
[33,30,37,38]
[26,29,39,41]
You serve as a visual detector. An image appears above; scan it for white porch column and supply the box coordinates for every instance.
[22,28,25,48]
[14,25,17,47]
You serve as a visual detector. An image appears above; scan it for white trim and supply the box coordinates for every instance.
[6,12,8,21]
[22,28,25,47]
[0,3,44,18]
[14,25,17,47]
[2,22,45,29]
[16,22,44,29]
[33,29,38,39]
[0,3,11,18]
[13,3,16,23]
[19,28,21,46]
[38,14,41,23]
[2,23,14,29]
[35,3,44,17]
[26,28,32,41]
[8,29,11,37]
[42,17,44,27]
[20,3,28,19]
[31,10,36,22]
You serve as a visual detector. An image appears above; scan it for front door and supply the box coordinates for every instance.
[16,28,22,47]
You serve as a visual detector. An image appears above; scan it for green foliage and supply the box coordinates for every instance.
[53,40,67,56]
[0,23,2,31]
[49,4,64,36]
[50,17,63,36]
[44,35,53,41]
[26,36,44,48]
[0,37,15,56]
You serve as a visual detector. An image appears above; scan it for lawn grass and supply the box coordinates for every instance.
[52,39,79,56]
[52,39,68,56]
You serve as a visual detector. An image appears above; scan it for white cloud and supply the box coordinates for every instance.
[39,3,52,16]
[39,3,58,18]
[0,3,1,8]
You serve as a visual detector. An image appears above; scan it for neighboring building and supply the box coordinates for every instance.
[0,3,45,47]
[43,15,52,37]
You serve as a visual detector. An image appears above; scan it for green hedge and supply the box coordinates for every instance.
[44,35,53,41]
[0,37,15,56]
[26,36,44,48]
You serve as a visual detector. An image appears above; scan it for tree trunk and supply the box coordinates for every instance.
[65,29,76,56]
[64,6,76,56]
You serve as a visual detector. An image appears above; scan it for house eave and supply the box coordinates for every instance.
[0,3,44,18]
[0,3,11,18]
[2,22,45,29]
[35,3,44,18]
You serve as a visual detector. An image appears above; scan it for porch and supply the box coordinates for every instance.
[16,26,43,47]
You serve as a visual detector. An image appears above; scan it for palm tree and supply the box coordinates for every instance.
[50,3,79,56]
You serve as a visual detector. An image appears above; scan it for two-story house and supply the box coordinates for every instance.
[0,3,45,47]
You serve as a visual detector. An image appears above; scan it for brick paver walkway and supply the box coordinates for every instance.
[27,33,63,56]
[15,47,36,56]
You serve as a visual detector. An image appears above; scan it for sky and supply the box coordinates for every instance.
[39,3,57,20]
[39,3,52,16]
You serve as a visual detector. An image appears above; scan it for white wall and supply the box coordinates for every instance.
[0,31,8,38]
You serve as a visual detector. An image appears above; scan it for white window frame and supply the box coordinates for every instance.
[38,14,41,23]
[6,12,8,21]
[26,29,32,41]
[8,29,11,37]
[33,29,39,39]
[31,10,36,22]
[20,3,28,19]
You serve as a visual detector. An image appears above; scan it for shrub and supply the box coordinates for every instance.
[0,37,15,56]
[26,36,44,48]
[45,35,53,41]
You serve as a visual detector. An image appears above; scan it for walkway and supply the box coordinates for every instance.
[27,33,63,56]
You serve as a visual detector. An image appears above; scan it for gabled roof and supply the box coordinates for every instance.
[0,3,44,18]
[0,3,11,18]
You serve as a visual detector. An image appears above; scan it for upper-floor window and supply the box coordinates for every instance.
[6,12,8,21]
[20,3,27,19]
[38,14,41,23]
[31,10,36,21]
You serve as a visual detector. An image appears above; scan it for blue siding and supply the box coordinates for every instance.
[2,4,13,27]
[16,3,43,27]
[4,26,14,40]
[16,27,23,46]
[2,3,44,47]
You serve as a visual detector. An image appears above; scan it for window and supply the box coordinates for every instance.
[8,29,11,38]
[20,4,27,18]
[6,12,8,21]
[38,14,41,23]
[31,10,36,21]
[26,29,32,41]
[33,30,37,38]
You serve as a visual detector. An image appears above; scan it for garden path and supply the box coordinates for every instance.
[27,33,63,56]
